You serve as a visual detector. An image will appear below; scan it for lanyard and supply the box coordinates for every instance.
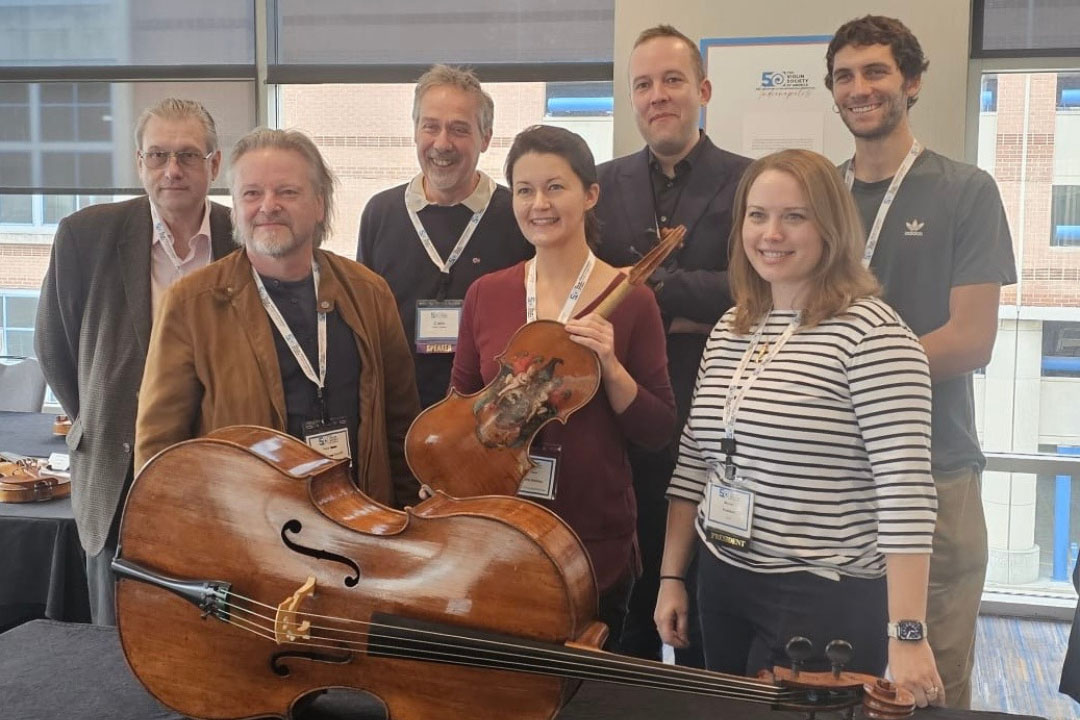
[252,261,327,402]
[723,313,801,439]
[844,139,922,268]
[525,251,595,324]
[153,219,188,273]
[405,181,493,276]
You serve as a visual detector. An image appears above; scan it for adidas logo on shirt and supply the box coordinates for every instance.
[904,219,925,237]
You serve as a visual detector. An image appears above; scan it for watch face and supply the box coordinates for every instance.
[897,620,924,641]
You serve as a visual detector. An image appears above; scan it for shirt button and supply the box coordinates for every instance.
[666,181,673,188]
[320,301,330,310]
[122,442,131,454]
[660,215,668,223]
[291,298,298,305]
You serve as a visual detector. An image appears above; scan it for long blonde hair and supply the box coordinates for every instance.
[728,149,880,334]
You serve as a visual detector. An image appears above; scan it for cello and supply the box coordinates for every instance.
[113,426,914,720]
[405,225,686,498]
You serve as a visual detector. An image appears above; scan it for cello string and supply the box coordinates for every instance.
[224,590,785,693]
[219,612,803,705]
[223,597,785,700]
[221,593,802,700]
[216,596,803,704]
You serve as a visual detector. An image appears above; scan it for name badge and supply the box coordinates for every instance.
[518,444,561,501]
[704,478,754,550]
[416,299,463,354]
[303,417,351,461]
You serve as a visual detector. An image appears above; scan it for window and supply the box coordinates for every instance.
[0,291,39,359]
[973,0,1080,57]
[270,0,613,82]
[0,0,255,68]
[981,76,998,112]
[975,71,1080,601]
[1058,72,1080,110]
[279,81,613,260]
[1044,321,1080,377]
[1052,185,1080,247]
[0,81,255,194]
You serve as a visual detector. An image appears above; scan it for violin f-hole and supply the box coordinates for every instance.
[280,519,361,587]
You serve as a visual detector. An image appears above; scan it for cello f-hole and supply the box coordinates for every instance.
[269,647,354,677]
[279,520,361,587]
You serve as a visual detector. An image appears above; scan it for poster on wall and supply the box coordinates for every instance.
[701,35,853,163]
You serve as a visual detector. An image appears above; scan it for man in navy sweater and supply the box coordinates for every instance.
[357,65,531,409]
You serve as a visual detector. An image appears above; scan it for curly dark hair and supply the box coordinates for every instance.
[825,15,929,109]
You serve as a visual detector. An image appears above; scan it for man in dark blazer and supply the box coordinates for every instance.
[34,98,235,625]
[594,24,750,663]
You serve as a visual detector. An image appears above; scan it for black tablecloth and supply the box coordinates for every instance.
[0,620,1045,720]
[0,410,68,458]
[0,411,89,631]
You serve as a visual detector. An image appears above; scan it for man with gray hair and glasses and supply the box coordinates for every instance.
[135,127,420,510]
[35,97,234,625]
[357,64,531,409]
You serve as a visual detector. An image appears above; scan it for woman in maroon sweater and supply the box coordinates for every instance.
[451,125,676,648]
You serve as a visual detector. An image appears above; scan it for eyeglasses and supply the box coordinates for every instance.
[138,150,214,169]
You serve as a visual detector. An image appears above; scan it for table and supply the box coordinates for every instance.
[0,411,89,631]
[0,620,1045,720]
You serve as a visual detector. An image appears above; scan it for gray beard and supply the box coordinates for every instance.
[235,227,307,259]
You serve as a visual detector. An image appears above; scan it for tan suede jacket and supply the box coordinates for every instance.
[135,248,421,508]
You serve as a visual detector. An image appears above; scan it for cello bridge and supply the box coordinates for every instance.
[274,576,316,643]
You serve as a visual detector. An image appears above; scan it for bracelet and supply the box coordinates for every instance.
[659,575,685,582]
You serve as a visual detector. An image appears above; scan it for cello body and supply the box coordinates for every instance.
[115,426,598,720]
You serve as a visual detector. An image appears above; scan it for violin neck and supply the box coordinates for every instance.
[590,279,633,320]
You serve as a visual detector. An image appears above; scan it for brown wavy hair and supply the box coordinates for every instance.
[728,149,880,334]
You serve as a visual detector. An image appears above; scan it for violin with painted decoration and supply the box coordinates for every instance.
[404,225,686,499]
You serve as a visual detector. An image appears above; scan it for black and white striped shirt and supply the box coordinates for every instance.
[668,297,937,580]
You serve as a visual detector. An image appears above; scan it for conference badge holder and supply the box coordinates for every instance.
[703,465,753,550]
[415,299,463,354]
[518,444,561,501]
[303,417,352,462]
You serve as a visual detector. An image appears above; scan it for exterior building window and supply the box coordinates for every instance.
[1052,185,1080,247]
[0,290,39,359]
[1059,73,1080,110]
[1044,321,1080,377]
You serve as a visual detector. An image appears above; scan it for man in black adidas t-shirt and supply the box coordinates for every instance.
[827,15,1016,709]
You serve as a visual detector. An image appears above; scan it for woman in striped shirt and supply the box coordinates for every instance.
[653,149,943,707]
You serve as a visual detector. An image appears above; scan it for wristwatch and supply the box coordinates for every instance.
[887,620,927,641]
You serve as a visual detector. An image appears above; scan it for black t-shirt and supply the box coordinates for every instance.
[847,150,1017,471]
[260,273,362,476]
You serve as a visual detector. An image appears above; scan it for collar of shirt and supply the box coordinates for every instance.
[404,170,495,214]
[148,198,213,259]
[649,130,707,182]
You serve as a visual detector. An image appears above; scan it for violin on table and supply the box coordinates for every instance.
[0,453,70,503]
[113,426,914,720]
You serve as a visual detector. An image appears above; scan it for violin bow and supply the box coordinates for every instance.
[591,224,686,318]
